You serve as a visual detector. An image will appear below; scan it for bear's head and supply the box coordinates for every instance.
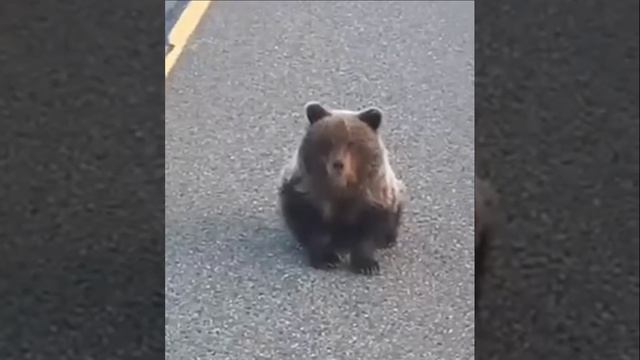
[300,102,386,198]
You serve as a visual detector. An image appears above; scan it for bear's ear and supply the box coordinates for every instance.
[357,107,382,131]
[304,102,330,124]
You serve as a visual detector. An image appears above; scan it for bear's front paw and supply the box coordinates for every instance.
[351,257,380,275]
[310,251,341,270]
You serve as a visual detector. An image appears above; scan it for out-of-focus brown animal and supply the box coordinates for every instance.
[475,176,500,300]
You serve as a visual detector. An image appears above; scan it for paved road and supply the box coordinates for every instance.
[165,2,474,359]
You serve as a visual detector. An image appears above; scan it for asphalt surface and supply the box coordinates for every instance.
[1,1,165,358]
[476,2,639,359]
[165,2,474,360]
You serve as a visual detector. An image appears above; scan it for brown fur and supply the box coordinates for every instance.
[475,177,499,250]
[475,176,500,298]
[299,113,394,221]
[278,102,405,274]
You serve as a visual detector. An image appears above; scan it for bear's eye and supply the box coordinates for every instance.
[319,139,334,153]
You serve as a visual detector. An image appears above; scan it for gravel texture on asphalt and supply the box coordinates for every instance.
[476,2,639,359]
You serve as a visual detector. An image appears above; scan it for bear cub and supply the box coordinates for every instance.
[278,102,406,275]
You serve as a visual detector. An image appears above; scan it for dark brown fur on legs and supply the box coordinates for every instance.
[475,176,500,300]
[278,102,406,275]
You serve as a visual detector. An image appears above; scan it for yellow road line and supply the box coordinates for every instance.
[165,1,213,78]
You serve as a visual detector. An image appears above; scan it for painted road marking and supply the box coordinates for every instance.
[165,1,213,78]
